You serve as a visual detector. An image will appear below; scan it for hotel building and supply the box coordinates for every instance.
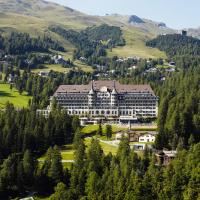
[38,80,158,124]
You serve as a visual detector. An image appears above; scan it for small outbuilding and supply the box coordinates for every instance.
[139,133,156,143]
[155,150,177,165]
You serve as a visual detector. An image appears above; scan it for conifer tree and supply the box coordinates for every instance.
[97,123,103,136]
[23,150,35,186]
[48,146,63,184]
[50,182,68,200]
[105,124,112,139]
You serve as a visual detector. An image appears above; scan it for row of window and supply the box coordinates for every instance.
[58,101,156,107]
[67,110,156,115]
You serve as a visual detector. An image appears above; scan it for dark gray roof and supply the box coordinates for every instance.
[54,80,155,95]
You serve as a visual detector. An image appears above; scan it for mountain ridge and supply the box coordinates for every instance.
[0,0,175,58]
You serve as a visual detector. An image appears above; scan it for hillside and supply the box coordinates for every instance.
[146,34,200,57]
[0,0,101,29]
[0,0,169,59]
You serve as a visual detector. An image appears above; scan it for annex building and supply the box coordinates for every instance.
[37,80,158,125]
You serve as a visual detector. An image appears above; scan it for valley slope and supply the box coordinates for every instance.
[0,0,171,59]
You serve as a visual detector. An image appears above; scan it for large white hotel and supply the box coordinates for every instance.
[38,80,158,125]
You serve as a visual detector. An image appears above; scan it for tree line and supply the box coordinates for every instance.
[0,103,80,158]
[47,132,200,200]
[0,121,199,199]
[146,34,200,57]
[0,32,65,55]
[49,24,125,60]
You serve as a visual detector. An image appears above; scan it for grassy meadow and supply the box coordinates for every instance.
[31,64,70,73]
[81,124,127,136]
[31,62,94,74]
[107,27,167,59]
[81,124,157,136]
[0,83,32,108]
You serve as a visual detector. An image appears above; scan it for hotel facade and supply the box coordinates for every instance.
[38,81,158,124]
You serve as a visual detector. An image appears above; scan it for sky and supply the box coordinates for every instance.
[47,0,200,29]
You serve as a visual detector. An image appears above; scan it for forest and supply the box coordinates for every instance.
[0,57,199,199]
[144,34,200,149]
[146,34,200,57]
[49,24,125,60]
[0,29,200,199]
[0,32,65,55]
[0,104,199,199]
[155,67,200,149]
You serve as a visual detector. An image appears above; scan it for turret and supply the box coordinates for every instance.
[88,81,95,107]
[111,81,118,107]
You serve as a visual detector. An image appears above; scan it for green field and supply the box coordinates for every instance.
[74,60,94,73]
[31,64,70,73]
[81,124,127,136]
[85,137,118,155]
[31,62,94,74]
[39,136,118,164]
[81,124,157,136]
[107,27,167,59]
[0,83,32,108]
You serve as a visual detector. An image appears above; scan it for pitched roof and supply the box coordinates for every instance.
[54,80,155,95]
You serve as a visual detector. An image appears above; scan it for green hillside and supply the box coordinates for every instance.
[146,34,200,57]
[0,83,32,108]
[0,0,168,59]
[107,27,167,58]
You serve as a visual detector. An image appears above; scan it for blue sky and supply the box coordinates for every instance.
[48,0,200,29]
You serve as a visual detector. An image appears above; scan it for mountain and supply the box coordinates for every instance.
[128,15,145,24]
[0,0,175,58]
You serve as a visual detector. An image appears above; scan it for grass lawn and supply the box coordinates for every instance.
[38,137,118,166]
[0,83,32,108]
[100,142,118,155]
[31,62,93,74]
[129,141,154,145]
[131,127,157,131]
[31,64,70,73]
[61,150,75,160]
[84,137,118,155]
[39,144,75,162]
[81,124,157,136]
[81,124,127,136]
[74,60,94,73]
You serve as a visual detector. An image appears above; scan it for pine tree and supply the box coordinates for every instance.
[87,138,103,175]
[23,150,35,186]
[117,136,130,161]
[70,129,86,198]
[48,146,63,184]
[97,123,103,136]
[105,124,112,139]
[85,171,99,200]
[50,182,68,200]
[72,116,80,133]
